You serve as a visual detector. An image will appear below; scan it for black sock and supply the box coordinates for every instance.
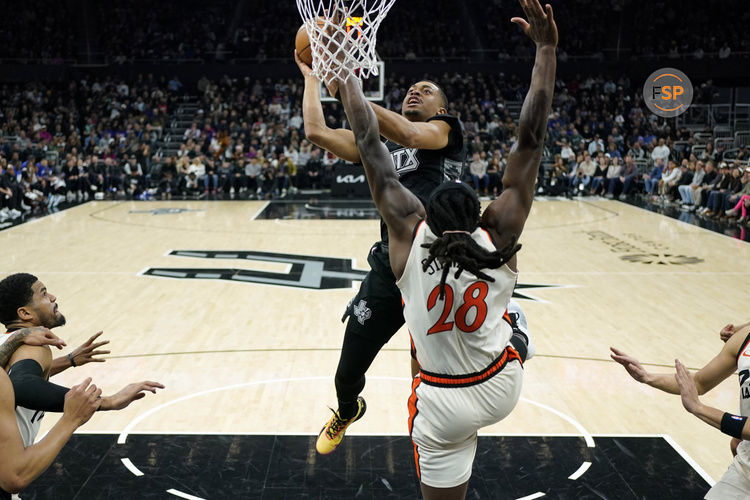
[338,399,358,420]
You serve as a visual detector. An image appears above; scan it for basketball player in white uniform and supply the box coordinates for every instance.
[330,0,557,496]
[0,273,163,453]
[0,327,104,499]
[612,323,750,499]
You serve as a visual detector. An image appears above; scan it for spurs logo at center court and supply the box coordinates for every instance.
[143,250,568,299]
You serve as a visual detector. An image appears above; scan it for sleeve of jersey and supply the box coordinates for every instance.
[426,114,464,154]
[8,359,68,412]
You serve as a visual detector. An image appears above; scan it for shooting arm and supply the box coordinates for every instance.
[302,75,361,163]
[370,104,450,150]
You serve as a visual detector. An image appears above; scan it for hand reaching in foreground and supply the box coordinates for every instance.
[674,359,701,415]
[511,0,558,48]
[68,331,111,367]
[99,381,165,411]
[610,347,651,384]
[22,327,66,350]
[63,378,102,426]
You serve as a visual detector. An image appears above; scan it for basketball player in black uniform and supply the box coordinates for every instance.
[296,55,468,454]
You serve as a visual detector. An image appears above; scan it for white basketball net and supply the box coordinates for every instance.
[296,0,395,86]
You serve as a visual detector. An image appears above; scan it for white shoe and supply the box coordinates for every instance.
[20,202,31,212]
[8,209,21,219]
[507,299,535,361]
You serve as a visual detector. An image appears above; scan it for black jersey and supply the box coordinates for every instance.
[385,114,465,204]
[380,114,465,242]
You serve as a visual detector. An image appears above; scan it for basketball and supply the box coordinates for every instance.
[295,24,313,66]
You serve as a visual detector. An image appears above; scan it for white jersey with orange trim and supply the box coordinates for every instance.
[1,332,44,447]
[705,332,750,499]
[396,221,518,377]
[736,332,750,417]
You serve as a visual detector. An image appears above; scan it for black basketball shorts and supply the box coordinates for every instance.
[342,241,405,345]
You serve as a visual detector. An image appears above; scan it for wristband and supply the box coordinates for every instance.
[67,353,77,367]
[721,412,747,439]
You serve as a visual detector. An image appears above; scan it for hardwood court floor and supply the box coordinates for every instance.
[5,198,750,496]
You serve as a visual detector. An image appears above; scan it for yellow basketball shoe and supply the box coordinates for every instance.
[315,397,367,455]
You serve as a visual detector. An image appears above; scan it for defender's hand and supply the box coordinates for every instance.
[100,381,165,411]
[511,0,558,48]
[720,324,735,343]
[610,347,651,384]
[63,378,102,427]
[675,359,701,415]
[69,331,110,366]
[22,327,66,350]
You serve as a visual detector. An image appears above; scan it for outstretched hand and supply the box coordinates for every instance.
[674,358,701,415]
[69,331,111,367]
[63,377,102,427]
[610,347,651,384]
[511,0,558,48]
[101,381,165,411]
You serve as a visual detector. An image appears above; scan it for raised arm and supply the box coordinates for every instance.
[0,372,99,494]
[481,0,557,252]
[338,76,424,279]
[370,103,451,150]
[295,51,361,163]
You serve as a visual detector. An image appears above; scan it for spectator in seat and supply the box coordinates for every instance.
[678,161,705,209]
[608,154,637,198]
[244,156,262,197]
[469,152,489,195]
[658,160,681,200]
[590,155,610,195]
[651,137,670,164]
[703,164,736,217]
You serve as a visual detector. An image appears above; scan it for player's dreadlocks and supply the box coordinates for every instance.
[421,182,520,299]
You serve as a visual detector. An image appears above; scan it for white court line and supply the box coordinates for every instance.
[167,488,206,500]
[249,201,270,220]
[568,461,591,480]
[516,492,545,500]
[117,376,330,444]
[663,434,716,486]
[520,397,595,448]
[121,458,144,476]
[117,376,597,496]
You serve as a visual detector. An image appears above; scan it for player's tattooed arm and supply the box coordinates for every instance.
[481,0,557,251]
[0,328,65,368]
[338,76,424,279]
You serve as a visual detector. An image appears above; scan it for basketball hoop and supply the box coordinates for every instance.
[296,0,395,86]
